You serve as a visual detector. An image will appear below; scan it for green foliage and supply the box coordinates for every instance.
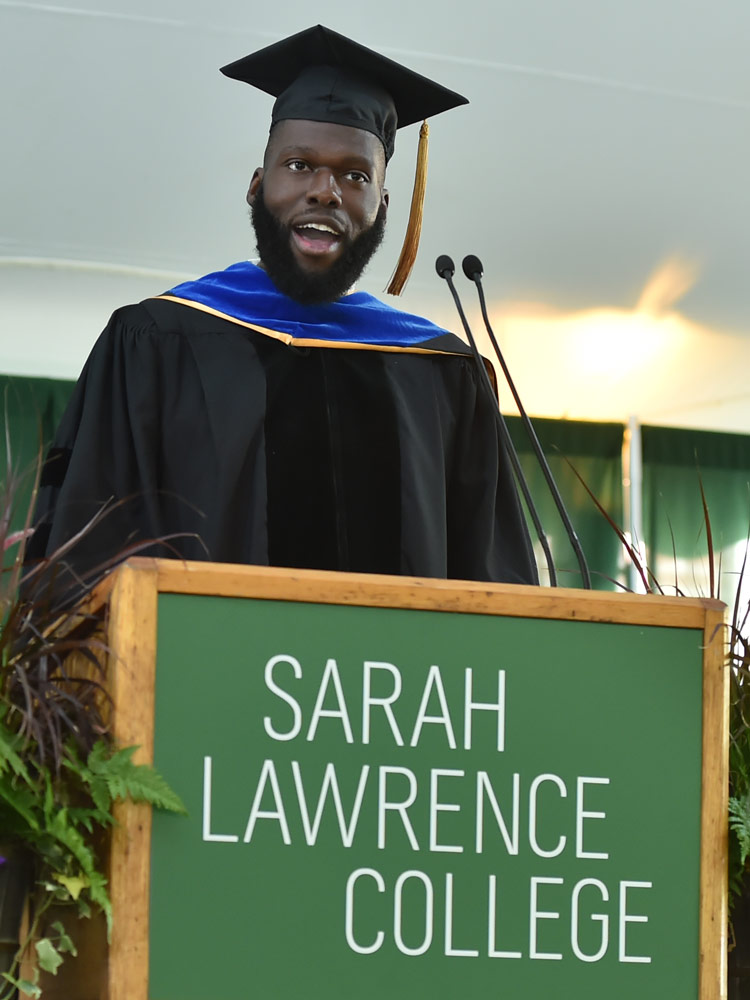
[728,592,750,906]
[34,939,63,976]
[729,794,750,869]
[1,975,41,1000]
[0,709,186,995]
[0,718,186,996]
[73,742,187,816]
[0,437,187,998]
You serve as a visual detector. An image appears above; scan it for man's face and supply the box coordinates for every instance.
[247,119,389,304]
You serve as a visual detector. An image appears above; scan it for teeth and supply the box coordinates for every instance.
[299,223,339,235]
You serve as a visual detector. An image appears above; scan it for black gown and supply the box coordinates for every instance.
[28,296,538,586]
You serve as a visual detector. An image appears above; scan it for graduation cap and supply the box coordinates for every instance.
[221,25,469,295]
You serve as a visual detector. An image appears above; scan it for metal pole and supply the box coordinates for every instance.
[622,415,645,593]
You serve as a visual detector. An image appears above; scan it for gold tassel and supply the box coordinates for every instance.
[386,120,429,296]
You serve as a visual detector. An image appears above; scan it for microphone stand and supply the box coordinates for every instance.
[435,255,557,586]
[461,254,591,589]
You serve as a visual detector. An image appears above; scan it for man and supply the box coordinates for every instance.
[29,26,537,587]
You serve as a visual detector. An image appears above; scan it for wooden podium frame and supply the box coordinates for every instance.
[99,558,727,1000]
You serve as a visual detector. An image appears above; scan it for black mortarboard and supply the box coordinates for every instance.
[220,25,468,163]
[221,25,469,294]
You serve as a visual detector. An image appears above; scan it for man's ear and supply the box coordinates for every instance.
[381,188,390,212]
[246,168,263,206]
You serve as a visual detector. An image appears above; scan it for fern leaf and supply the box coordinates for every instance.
[0,780,41,832]
[0,723,32,784]
[47,809,97,877]
[89,775,112,814]
[87,744,186,814]
[86,869,112,938]
[729,794,750,867]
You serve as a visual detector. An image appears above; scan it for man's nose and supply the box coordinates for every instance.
[306,168,342,206]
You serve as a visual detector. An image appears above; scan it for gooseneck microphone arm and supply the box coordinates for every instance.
[435,255,557,586]
[461,254,591,589]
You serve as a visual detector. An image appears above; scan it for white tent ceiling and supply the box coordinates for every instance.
[2,0,749,430]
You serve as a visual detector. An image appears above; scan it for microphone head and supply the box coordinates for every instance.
[435,254,455,279]
[462,254,484,282]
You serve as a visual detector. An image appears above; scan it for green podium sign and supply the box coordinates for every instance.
[104,561,727,1000]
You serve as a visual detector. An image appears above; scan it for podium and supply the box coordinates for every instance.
[96,558,727,999]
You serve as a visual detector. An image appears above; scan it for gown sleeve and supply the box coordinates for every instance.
[26,303,213,587]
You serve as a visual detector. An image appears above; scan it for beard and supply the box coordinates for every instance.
[250,183,387,306]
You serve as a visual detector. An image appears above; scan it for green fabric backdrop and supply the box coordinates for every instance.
[0,374,74,462]
[642,425,750,603]
[3,373,748,601]
[507,416,625,590]
[1,374,76,546]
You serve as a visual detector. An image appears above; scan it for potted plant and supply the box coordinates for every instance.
[0,450,186,999]
[727,569,750,998]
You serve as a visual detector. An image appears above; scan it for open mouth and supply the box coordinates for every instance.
[292,221,343,256]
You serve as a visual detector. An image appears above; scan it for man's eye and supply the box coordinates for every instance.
[288,160,308,172]
[346,171,369,184]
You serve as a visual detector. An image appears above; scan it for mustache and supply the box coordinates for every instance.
[250,182,387,306]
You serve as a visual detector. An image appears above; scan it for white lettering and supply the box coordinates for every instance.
[464,669,505,751]
[345,869,385,955]
[529,877,564,960]
[378,766,420,850]
[576,777,610,859]
[444,873,479,957]
[202,756,238,843]
[429,769,464,853]
[571,879,609,962]
[362,662,404,746]
[476,771,519,855]
[488,875,522,958]
[307,658,354,744]
[411,665,456,749]
[529,774,567,858]
[394,871,433,956]
[292,762,370,847]
[619,881,652,964]
[243,759,291,844]
[263,654,302,741]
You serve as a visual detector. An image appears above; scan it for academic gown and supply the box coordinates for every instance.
[29,262,537,586]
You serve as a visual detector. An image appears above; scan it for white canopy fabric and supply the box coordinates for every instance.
[2,0,749,430]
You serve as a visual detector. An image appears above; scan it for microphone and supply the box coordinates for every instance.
[435,255,556,586]
[461,254,591,589]
[462,254,483,282]
[435,254,455,280]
